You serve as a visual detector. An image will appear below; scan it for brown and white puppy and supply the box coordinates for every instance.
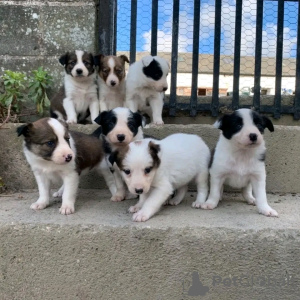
[50,50,99,124]
[92,107,144,201]
[17,118,116,215]
[94,54,129,111]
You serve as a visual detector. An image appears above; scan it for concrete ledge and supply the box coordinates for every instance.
[0,189,299,299]
[1,123,300,193]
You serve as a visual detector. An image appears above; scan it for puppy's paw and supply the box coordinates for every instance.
[192,201,202,208]
[53,190,63,198]
[168,199,181,206]
[259,206,278,217]
[200,201,218,210]
[30,201,48,210]
[59,204,75,215]
[152,120,164,126]
[110,194,125,202]
[247,198,256,206]
[128,205,140,213]
[132,210,150,222]
[66,119,77,124]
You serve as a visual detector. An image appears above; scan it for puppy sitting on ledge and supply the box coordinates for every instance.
[17,118,116,215]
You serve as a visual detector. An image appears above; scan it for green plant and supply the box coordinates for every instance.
[28,67,53,115]
[0,70,27,126]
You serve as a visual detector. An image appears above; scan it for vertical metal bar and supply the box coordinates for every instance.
[294,0,300,120]
[190,0,201,117]
[130,0,137,63]
[151,0,158,56]
[253,0,263,111]
[274,0,284,119]
[169,0,180,117]
[232,0,242,111]
[97,0,117,55]
[211,0,222,117]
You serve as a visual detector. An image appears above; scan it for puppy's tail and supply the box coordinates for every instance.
[90,126,102,138]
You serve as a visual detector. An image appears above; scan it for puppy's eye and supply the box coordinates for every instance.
[237,124,242,130]
[65,137,70,143]
[46,141,55,147]
[144,167,152,174]
[102,69,108,73]
[123,169,131,175]
[83,61,90,66]
[69,61,76,66]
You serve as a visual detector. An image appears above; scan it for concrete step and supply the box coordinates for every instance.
[0,189,299,299]
[1,123,300,193]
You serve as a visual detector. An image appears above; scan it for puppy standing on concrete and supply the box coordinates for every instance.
[50,50,99,124]
[17,118,116,215]
[196,108,278,217]
[95,54,129,111]
[110,133,210,222]
[93,107,144,201]
[125,55,169,125]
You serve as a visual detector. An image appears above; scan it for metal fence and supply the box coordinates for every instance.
[98,0,300,119]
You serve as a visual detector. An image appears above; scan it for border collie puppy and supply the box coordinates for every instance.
[125,55,169,125]
[17,118,116,215]
[93,107,144,201]
[198,108,278,217]
[109,133,210,222]
[50,50,99,124]
[95,54,129,111]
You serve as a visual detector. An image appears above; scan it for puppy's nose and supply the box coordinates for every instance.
[117,134,125,142]
[110,80,116,86]
[163,87,168,92]
[135,188,143,195]
[249,133,257,142]
[65,154,72,162]
[76,69,83,75]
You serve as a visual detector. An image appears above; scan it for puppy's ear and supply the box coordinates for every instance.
[132,112,143,128]
[262,116,274,132]
[119,55,129,64]
[17,124,32,137]
[94,111,108,125]
[59,53,68,66]
[141,56,154,67]
[148,141,161,168]
[94,54,104,67]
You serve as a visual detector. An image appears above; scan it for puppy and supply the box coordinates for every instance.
[93,107,144,201]
[95,54,129,111]
[50,50,99,124]
[109,133,210,222]
[17,118,116,215]
[125,55,169,125]
[198,108,278,217]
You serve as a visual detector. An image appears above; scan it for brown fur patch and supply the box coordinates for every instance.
[50,86,67,119]
[70,131,104,174]
[97,55,129,83]
[111,145,130,170]
[148,141,161,168]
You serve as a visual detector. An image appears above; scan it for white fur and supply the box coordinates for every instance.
[200,109,278,217]
[125,55,169,125]
[61,50,99,124]
[98,57,126,111]
[118,133,210,222]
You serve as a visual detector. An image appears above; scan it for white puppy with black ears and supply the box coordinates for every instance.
[197,108,278,217]
[109,133,210,222]
[125,55,169,125]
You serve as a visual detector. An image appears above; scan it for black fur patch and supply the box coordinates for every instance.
[209,148,215,169]
[127,111,143,136]
[94,110,117,135]
[217,112,243,140]
[143,59,163,81]
[251,111,274,133]
[148,141,161,168]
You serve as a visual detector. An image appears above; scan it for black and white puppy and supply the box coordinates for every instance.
[50,50,99,124]
[93,107,144,201]
[125,55,169,125]
[17,118,116,215]
[197,108,278,217]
